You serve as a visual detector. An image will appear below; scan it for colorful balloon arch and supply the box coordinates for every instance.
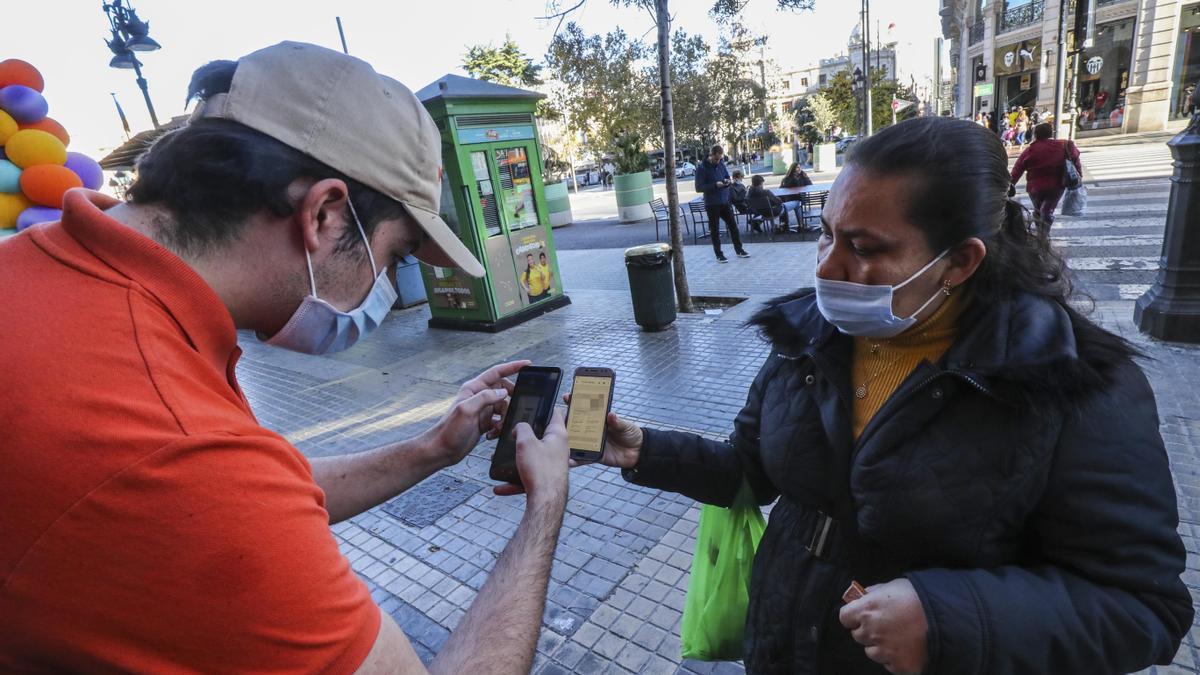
[0,59,104,231]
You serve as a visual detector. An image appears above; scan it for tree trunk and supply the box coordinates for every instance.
[656,0,693,313]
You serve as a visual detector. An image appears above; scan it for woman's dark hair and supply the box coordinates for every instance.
[786,162,801,176]
[128,60,406,256]
[846,116,1068,305]
[1034,122,1053,140]
[846,116,1137,361]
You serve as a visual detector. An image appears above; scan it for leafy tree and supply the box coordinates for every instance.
[794,93,837,143]
[463,36,544,87]
[545,23,658,163]
[463,36,560,121]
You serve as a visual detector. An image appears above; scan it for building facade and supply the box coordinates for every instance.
[776,24,899,105]
[941,0,1198,135]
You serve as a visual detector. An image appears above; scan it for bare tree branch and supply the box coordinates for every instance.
[538,0,588,41]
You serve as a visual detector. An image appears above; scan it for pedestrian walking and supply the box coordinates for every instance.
[1010,122,1082,230]
[1015,108,1030,147]
[588,116,1191,674]
[695,144,748,262]
[0,42,572,673]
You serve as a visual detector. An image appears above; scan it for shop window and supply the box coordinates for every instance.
[1171,4,1200,119]
[1075,20,1132,130]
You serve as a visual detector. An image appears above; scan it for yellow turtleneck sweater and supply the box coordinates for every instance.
[850,291,969,440]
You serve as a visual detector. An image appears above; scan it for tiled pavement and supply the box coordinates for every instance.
[235,172,1200,673]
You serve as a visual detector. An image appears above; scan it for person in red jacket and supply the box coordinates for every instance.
[1010,122,1082,228]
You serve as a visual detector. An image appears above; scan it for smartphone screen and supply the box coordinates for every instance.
[490,366,561,484]
[566,368,615,463]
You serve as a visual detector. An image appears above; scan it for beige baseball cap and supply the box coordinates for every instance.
[192,41,485,278]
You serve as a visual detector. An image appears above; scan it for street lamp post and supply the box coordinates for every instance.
[853,67,865,137]
[103,0,162,129]
[1134,113,1200,343]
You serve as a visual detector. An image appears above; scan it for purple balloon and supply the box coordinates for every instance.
[0,85,48,124]
[16,206,61,231]
[65,152,103,190]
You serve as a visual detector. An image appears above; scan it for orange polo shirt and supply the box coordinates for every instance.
[0,190,379,673]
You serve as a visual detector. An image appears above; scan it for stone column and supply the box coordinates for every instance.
[1125,0,1183,133]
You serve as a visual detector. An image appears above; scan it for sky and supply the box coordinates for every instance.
[7,0,945,160]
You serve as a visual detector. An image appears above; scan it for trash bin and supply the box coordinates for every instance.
[625,243,676,331]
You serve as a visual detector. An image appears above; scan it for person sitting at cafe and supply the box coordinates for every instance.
[730,170,750,217]
[780,162,813,225]
[747,174,790,233]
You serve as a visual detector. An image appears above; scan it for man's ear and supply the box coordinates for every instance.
[294,178,351,254]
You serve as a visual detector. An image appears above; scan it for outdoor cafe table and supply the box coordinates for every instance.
[687,182,833,205]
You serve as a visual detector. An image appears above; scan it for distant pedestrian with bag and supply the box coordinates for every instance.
[696,144,749,262]
[1010,122,1082,229]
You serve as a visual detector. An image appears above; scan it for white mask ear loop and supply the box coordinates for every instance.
[346,199,379,278]
[303,248,319,300]
[893,248,951,291]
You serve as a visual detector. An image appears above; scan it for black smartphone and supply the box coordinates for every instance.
[565,367,616,463]
[489,366,562,485]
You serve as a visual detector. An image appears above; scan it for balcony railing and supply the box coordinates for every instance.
[969,18,986,46]
[998,0,1044,34]
[1097,0,1129,6]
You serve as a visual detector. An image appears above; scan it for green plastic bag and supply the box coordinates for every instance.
[679,484,767,661]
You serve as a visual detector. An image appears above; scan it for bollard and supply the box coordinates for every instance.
[1134,112,1200,343]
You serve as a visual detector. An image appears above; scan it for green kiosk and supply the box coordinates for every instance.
[415,74,570,332]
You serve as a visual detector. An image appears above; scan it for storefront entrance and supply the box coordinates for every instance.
[1075,19,1133,131]
[993,38,1041,116]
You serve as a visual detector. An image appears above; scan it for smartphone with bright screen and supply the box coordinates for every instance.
[566,367,615,463]
[490,366,561,485]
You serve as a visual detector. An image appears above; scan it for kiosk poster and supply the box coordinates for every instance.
[485,235,525,315]
[429,267,478,310]
[512,230,557,307]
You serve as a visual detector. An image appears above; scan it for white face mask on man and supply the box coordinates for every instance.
[264,200,398,355]
[814,249,950,339]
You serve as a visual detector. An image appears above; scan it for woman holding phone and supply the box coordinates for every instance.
[591,117,1192,674]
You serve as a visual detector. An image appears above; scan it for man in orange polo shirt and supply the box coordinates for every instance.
[0,42,570,673]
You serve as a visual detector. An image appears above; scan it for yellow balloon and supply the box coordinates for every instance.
[0,109,16,146]
[0,191,32,229]
[5,129,67,169]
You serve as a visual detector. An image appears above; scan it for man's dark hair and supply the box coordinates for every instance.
[128,60,407,256]
[711,145,724,156]
[751,175,765,186]
[732,170,744,179]
[1034,122,1053,141]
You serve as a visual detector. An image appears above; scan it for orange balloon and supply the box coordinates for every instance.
[18,164,82,208]
[0,59,44,92]
[0,191,32,228]
[19,117,69,147]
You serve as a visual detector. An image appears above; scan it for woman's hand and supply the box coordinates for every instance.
[563,394,642,470]
[839,578,929,675]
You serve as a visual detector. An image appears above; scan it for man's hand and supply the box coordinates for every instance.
[494,408,569,502]
[839,578,929,675]
[421,360,529,469]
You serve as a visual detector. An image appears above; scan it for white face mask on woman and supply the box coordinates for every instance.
[814,249,950,338]
[264,200,398,355]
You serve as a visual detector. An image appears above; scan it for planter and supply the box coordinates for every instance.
[614,171,653,222]
[772,148,791,175]
[544,182,572,228]
[813,143,837,172]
